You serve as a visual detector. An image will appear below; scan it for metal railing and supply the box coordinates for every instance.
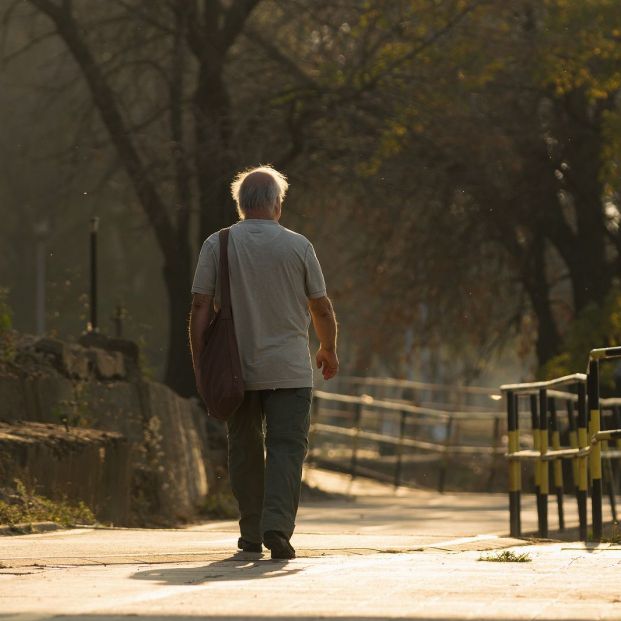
[309,388,505,492]
[330,375,502,411]
[501,347,621,541]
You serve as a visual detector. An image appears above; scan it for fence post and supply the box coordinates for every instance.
[576,382,588,542]
[507,390,521,537]
[614,406,621,496]
[538,388,549,538]
[350,401,363,481]
[529,394,540,494]
[601,409,618,523]
[486,416,501,492]
[529,393,541,536]
[308,395,321,467]
[566,400,579,492]
[393,410,407,488]
[588,359,602,541]
[88,216,99,333]
[437,415,454,493]
[549,398,564,531]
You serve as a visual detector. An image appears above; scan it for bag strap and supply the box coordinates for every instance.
[218,228,232,319]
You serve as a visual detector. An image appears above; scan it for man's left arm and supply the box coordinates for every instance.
[189,293,214,374]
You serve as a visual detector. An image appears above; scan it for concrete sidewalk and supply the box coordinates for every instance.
[1,468,620,620]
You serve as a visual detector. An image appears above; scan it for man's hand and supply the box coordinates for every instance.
[308,296,338,380]
[316,346,339,380]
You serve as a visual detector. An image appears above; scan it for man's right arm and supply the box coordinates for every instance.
[308,296,339,380]
[189,293,214,374]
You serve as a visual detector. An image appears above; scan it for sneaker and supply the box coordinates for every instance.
[237,537,262,553]
[263,530,296,560]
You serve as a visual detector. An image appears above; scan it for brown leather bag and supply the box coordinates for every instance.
[196,228,245,420]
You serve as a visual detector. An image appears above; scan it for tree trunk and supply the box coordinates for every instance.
[194,63,237,243]
[553,91,612,312]
[523,238,561,367]
[162,255,195,396]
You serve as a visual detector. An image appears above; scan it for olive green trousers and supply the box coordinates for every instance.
[226,387,312,544]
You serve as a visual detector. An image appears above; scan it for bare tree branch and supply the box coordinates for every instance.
[220,0,261,50]
[29,0,177,257]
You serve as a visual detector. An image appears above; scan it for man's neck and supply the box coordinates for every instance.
[243,212,279,222]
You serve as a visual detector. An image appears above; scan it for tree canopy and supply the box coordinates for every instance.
[2,0,621,390]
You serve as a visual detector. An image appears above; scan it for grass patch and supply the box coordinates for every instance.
[601,522,621,544]
[478,550,531,563]
[0,480,96,529]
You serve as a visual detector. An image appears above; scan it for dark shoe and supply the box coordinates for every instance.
[263,530,296,560]
[238,537,262,553]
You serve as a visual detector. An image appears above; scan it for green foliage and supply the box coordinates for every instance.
[542,287,621,381]
[200,491,239,520]
[50,381,93,429]
[601,521,621,544]
[478,550,531,563]
[0,479,96,528]
[541,0,621,100]
[0,287,11,331]
[0,287,16,363]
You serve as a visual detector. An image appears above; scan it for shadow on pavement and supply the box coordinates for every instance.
[130,551,303,585]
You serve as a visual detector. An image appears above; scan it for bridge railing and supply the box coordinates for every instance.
[309,387,505,492]
[501,347,621,541]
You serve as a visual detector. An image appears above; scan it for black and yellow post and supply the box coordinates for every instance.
[600,409,618,522]
[576,383,588,541]
[529,393,540,490]
[614,407,621,449]
[587,359,603,541]
[614,406,621,496]
[538,388,549,538]
[529,394,541,525]
[549,398,564,531]
[507,390,521,537]
[566,400,579,492]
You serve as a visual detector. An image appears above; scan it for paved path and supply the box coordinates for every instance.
[1,468,620,620]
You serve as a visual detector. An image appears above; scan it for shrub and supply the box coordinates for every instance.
[0,479,96,528]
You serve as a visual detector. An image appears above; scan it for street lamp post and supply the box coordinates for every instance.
[33,220,50,336]
[88,217,99,333]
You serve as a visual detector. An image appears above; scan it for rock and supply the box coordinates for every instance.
[86,349,125,380]
[33,338,90,379]
[79,334,140,378]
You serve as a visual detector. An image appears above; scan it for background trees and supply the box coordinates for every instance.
[2,0,620,391]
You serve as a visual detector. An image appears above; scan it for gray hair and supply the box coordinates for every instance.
[230,165,289,218]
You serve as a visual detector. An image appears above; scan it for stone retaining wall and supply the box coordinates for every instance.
[0,421,131,524]
[0,333,213,526]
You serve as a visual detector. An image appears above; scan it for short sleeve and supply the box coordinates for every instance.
[191,240,217,295]
[304,243,327,299]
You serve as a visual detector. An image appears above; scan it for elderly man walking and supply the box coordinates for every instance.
[189,166,338,559]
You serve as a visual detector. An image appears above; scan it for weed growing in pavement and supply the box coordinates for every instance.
[601,522,621,544]
[478,550,531,563]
